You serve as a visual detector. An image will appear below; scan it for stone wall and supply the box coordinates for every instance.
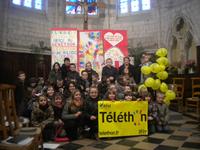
[0,0,200,59]
[0,0,5,46]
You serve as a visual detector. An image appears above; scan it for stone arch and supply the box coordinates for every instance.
[167,14,197,67]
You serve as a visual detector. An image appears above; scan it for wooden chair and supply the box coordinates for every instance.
[0,102,7,139]
[169,78,185,112]
[0,84,19,139]
[185,77,200,119]
[0,84,43,149]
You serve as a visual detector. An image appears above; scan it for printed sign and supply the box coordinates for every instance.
[98,101,148,138]
[51,29,78,65]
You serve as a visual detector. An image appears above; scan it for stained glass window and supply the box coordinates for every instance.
[66,0,97,15]
[119,0,128,14]
[66,0,81,14]
[119,0,151,14]
[88,0,97,15]
[12,0,21,5]
[131,0,139,12]
[35,0,42,10]
[142,0,150,10]
[12,0,43,10]
[24,0,32,8]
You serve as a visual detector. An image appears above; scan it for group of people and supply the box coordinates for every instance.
[14,54,169,142]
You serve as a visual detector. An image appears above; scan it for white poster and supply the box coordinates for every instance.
[51,29,78,66]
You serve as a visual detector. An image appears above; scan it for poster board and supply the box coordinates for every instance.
[51,28,78,65]
[102,30,128,69]
[98,101,148,138]
[50,29,128,73]
[78,30,104,75]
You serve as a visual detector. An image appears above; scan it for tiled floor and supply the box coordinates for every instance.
[45,115,200,150]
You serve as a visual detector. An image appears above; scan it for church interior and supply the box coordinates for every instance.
[0,0,200,149]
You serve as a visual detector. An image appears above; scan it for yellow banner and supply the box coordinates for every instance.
[98,101,148,138]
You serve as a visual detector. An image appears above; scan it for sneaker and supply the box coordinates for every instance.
[84,126,90,131]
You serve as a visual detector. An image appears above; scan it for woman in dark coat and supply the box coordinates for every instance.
[48,62,62,85]
[62,89,85,140]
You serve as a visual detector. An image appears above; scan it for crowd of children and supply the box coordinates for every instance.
[15,55,169,142]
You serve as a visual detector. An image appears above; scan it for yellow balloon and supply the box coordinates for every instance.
[156,48,168,57]
[164,98,170,105]
[160,82,168,93]
[150,63,161,73]
[165,90,176,100]
[156,57,169,66]
[156,71,168,80]
[138,84,147,92]
[159,65,166,71]
[145,77,155,88]
[141,66,152,75]
[152,79,161,90]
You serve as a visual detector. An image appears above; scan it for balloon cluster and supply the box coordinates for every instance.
[139,48,176,105]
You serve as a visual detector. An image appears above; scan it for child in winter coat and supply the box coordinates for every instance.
[156,91,169,132]
[31,95,54,141]
[85,86,99,139]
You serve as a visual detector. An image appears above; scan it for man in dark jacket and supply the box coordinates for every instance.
[101,58,118,83]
